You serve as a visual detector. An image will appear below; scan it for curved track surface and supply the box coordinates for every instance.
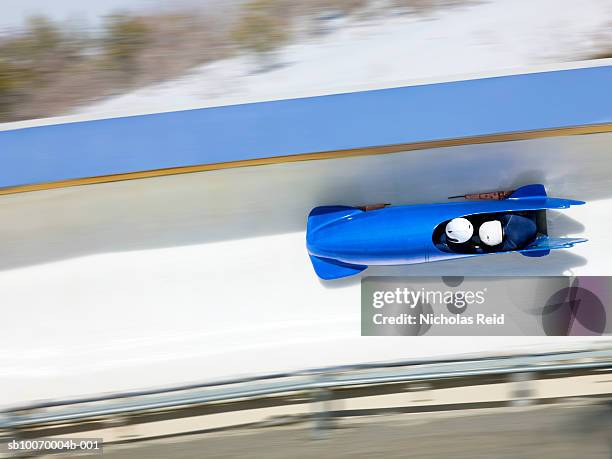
[1,129,611,406]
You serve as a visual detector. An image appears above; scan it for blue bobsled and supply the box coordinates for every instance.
[306,184,586,280]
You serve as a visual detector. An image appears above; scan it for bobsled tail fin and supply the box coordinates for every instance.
[309,255,367,280]
[509,184,547,199]
[307,206,362,233]
[520,236,587,257]
[509,184,585,207]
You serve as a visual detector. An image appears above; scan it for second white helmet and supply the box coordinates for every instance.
[479,220,503,246]
[445,218,473,243]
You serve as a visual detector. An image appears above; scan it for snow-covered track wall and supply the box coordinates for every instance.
[0,65,610,195]
[0,63,611,407]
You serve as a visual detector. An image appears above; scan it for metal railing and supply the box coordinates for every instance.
[1,347,611,433]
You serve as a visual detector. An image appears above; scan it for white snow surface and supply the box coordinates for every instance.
[1,131,612,407]
[1,0,611,406]
[72,0,611,118]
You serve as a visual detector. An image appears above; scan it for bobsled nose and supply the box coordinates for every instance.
[309,254,367,280]
[307,224,356,257]
[307,206,361,256]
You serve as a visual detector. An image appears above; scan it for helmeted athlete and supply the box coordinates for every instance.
[445,217,473,244]
[442,217,480,253]
[479,214,537,252]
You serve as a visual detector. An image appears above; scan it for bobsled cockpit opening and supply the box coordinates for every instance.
[433,209,546,254]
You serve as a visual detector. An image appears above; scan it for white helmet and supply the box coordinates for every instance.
[445,218,473,243]
[479,220,503,246]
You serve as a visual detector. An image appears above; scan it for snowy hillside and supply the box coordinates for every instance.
[74,0,611,117]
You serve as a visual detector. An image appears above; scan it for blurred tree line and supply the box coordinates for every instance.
[0,0,494,122]
[0,11,233,121]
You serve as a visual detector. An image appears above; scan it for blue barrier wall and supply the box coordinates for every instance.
[0,66,611,189]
